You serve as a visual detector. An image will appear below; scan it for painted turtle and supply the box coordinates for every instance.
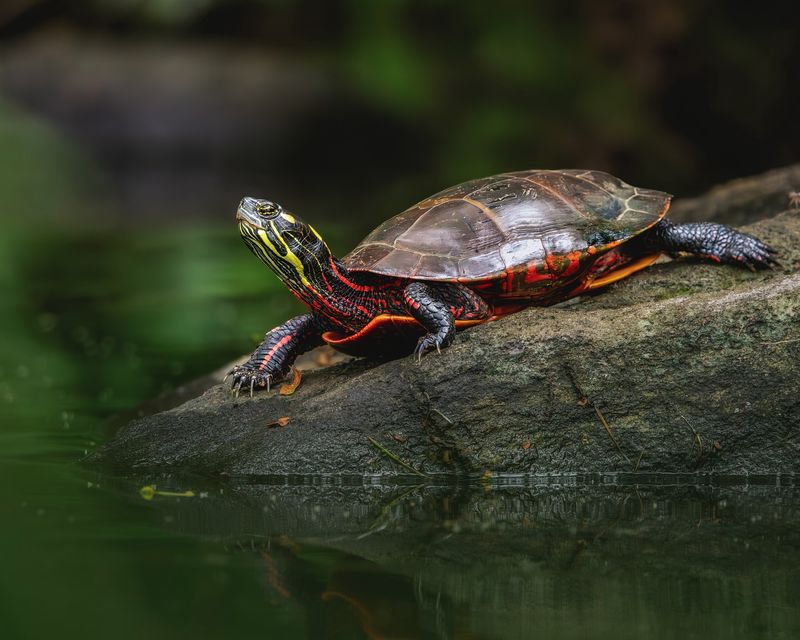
[228,169,776,395]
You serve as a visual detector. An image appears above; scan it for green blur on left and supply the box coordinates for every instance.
[0,99,335,639]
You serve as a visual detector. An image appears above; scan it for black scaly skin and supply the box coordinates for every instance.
[227,314,325,396]
[403,282,491,359]
[227,280,491,394]
[634,219,778,269]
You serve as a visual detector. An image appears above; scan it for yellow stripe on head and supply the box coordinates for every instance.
[266,223,311,288]
[308,224,324,243]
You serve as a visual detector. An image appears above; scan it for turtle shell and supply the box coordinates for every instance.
[343,169,671,281]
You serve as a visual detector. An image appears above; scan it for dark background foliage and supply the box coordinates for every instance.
[1,0,798,229]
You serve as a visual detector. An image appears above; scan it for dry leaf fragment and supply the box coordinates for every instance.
[521,440,531,450]
[267,416,290,428]
[279,367,302,395]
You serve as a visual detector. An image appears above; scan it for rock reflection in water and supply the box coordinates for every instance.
[128,475,800,640]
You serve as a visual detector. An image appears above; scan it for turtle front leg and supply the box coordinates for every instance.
[647,219,778,270]
[227,313,323,396]
[403,282,491,359]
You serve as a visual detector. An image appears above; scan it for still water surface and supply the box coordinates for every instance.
[2,220,799,640]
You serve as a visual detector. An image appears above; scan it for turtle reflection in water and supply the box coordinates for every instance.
[228,169,776,396]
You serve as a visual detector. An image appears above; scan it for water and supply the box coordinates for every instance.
[3,216,800,640]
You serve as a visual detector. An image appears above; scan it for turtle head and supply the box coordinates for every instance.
[235,196,334,298]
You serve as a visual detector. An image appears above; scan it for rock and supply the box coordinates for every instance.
[91,167,800,476]
[669,163,800,225]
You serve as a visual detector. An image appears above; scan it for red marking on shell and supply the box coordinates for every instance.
[544,253,560,273]
[504,268,515,293]
[524,261,549,284]
[563,251,584,277]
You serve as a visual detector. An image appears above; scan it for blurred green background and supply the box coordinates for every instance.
[2,0,798,410]
[0,1,798,639]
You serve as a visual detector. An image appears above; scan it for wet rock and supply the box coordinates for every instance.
[91,168,800,476]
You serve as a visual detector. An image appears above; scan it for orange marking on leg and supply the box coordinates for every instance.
[259,335,293,370]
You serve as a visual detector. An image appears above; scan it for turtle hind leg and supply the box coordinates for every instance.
[646,219,778,271]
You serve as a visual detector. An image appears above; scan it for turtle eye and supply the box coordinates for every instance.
[255,202,280,217]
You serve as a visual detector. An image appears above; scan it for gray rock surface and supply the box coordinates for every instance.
[92,167,800,476]
[670,163,800,225]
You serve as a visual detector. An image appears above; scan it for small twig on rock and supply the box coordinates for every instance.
[679,413,703,452]
[761,337,800,346]
[368,436,429,477]
[421,389,454,425]
[566,368,630,464]
[592,405,631,464]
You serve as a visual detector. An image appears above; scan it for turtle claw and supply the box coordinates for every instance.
[723,234,779,271]
[413,339,428,362]
[413,331,453,361]
[226,363,279,398]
